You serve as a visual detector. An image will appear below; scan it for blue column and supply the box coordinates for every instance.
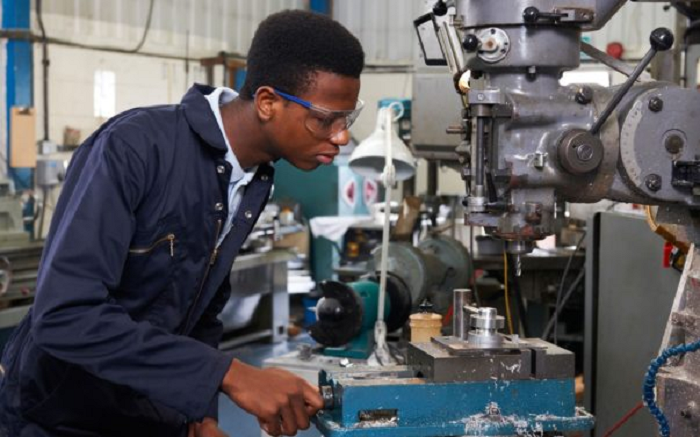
[309,0,331,15]
[3,0,34,190]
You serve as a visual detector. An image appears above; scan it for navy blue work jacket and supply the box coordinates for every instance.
[0,84,274,437]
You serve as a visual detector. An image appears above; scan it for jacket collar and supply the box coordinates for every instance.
[181,83,229,153]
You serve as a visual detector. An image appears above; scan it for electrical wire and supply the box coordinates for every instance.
[644,339,700,437]
[502,250,514,335]
[542,268,585,341]
[602,401,644,437]
[551,231,586,344]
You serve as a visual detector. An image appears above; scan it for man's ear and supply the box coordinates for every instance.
[254,86,279,122]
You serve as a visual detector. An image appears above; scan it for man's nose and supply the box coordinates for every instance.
[329,128,350,146]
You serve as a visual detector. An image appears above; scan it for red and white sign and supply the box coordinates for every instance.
[342,179,356,208]
[363,180,378,206]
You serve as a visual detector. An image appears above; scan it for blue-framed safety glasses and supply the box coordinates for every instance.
[274,88,364,139]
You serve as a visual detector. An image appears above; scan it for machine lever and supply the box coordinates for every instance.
[590,28,674,136]
[522,7,566,24]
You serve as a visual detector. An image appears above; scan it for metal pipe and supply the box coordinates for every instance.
[453,289,473,339]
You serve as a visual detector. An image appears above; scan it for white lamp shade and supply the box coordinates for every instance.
[349,108,416,182]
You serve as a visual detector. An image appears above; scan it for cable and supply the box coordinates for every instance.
[502,250,514,335]
[542,268,585,340]
[552,231,586,344]
[602,401,644,437]
[644,339,700,437]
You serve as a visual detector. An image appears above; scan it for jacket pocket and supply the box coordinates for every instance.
[116,226,184,327]
[128,233,176,257]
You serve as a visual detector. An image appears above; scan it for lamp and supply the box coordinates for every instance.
[349,102,415,365]
[349,105,416,182]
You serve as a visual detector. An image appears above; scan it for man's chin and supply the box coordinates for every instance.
[288,160,320,171]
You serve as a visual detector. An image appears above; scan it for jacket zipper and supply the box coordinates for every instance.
[128,234,176,257]
[180,219,222,334]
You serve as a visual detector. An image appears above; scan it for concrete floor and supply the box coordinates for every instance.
[217,334,321,437]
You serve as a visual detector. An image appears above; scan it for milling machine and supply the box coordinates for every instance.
[314,1,700,436]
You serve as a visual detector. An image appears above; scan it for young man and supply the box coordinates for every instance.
[0,9,364,437]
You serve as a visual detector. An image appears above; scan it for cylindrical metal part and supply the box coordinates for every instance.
[453,289,473,339]
[467,306,505,347]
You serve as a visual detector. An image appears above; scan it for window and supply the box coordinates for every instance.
[94,70,116,118]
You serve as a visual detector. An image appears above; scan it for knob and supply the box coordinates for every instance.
[523,7,540,23]
[433,0,448,16]
[650,27,674,51]
[462,34,480,52]
[590,28,676,136]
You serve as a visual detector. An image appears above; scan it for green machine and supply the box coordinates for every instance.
[308,235,473,358]
[309,278,411,359]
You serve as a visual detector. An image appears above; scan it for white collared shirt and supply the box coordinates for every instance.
[204,87,258,247]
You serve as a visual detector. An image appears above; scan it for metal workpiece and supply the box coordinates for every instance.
[408,336,575,382]
[466,306,505,347]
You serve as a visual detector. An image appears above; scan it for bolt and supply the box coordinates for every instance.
[665,134,684,154]
[645,174,662,192]
[575,86,594,105]
[534,152,546,169]
[576,144,595,162]
[649,97,664,112]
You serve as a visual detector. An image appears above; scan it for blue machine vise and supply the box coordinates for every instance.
[315,334,594,436]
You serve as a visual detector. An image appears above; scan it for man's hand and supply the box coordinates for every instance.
[187,418,229,437]
[221,359,324,436]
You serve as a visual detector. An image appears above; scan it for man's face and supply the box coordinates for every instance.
[260,72,361,171]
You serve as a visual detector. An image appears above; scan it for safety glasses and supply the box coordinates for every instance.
[274,88,364,140]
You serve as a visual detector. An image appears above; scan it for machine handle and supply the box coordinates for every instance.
[590,28,674,136]
[522,6,567,24]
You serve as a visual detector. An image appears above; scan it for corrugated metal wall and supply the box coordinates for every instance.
[36,0,305,58]
[334,0,424,66]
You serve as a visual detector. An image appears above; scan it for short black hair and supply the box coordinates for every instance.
[239,10,364,100]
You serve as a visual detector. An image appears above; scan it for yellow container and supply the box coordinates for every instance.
[409,313,443,343]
